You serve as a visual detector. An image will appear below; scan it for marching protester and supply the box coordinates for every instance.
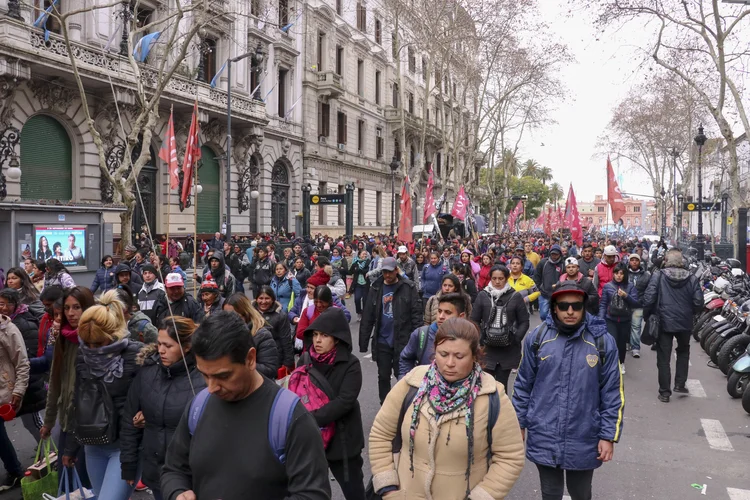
[44,258,75,289]
[253,286,296,374]
[420,251,448,301]
[115,286,158,344]
[423,274,470,326]
[136,264,166,323]
[452,262,478,303]
[349,250,371,322]
[292,256,311,289]
[508,256,540,312]
[4,267,44,319]
[153,273,203,324]
[560,257,599,314]
[594,245,619,297]
[599,262,639,374]
[627,253,651,358]
[223,293,279,379]
[577,243,600,279]
[90,255,116,294]
[533,244,564,321]
[270,261,301,312]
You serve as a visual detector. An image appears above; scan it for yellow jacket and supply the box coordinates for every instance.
[508,274,539,303]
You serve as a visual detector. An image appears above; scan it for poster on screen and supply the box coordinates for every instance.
[34,226,87,268]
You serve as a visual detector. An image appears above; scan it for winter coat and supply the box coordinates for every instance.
[292,267,311,288]
[471,287,530,372]
[120,348,207,488]
[460,277,478,303]
[114,263,143,291]
[65,340,142,456]
[628,266,651,303]
[11,310,45,415]
[295,301,352,340]
[90,265,116,294]
[599,281,639,322]
[253,301,295,369]
[477,264,492,290]
[512,314,624,471]
[533,257,564,298]
[327,268,347,299]
[127,311,158,344]
[577,257,600,279]
[299,309,365,462]
[270,275,302,312]
[398,323,438,378]
[419,263,448,300]
[508,273,540,304]
[397,257,417,282]
[137,280,166,324]
[44,272,75,290]
[153,292,204,325]
[593,260,617,297]
[253,327,280,379]
[251,257,274,288]
[558,273,599,315]
[204,253,236,299]
[0,316,29,409]
[200,296,225,318]
[359,277,422,361]
[643,268,703,333]
[369,365,525,500]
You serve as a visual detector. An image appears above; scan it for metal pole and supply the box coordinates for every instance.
[671,147,678,243]
[695,125,706,260]
[226,59,232,243]
[721,192,729,244]
[661,188,667,239]
[390,169,395,237]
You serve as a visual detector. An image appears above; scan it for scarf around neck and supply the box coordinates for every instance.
[484,283,511,302]
[60,324,79,344]
[79,337,129,383]
[408,361,483,492]
[309,344,336,365]
[10,303,29,320]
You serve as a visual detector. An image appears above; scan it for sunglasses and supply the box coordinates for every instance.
[555,301,585,312]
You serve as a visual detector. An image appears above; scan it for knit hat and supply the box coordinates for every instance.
[549,244,562,256]
[307,269,331,287]
[629,253,641,262]
[200,278,219,294]
[124,244,137,252]
[141,264,157,275]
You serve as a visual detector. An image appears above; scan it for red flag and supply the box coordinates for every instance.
[159,109,179,190]
[451,186,469,220]
[567,184,583,246]
[398,176,413,242]
[607,157,626,223]
[181,101,202,207]
[545,206,552,235]
[508,200,523,232]
[423,166,435,223]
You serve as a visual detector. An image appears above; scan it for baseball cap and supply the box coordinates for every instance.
[551,280,587,300]
[603,245,618,256]
[565,257,579,267]
[397,245,408,254]
[381,257,398,272]
[629,253,641,262]
[165,273,184,288]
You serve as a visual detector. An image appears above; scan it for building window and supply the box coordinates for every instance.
[358,188,365,225]
[34,0,62,34]
[357,59,364,96]
[436,152,441,177]
[391,30,397,59]
[376,191,382,226]
[635,217,640,225]
[394,139,401,160]
[356,2,366,31]
[318,102,330,137]
[376,127,383,158]
[337,111,347,144]
[375,70,381,104]
[421,57,427,82]
[277,68,287,117]
[358,119,365,152]
[318,181,327,225]
[408,47,415,73]
[251,0,260,16]
[597,206,604,212]
[271,161,290,232]
[407,92,414,114]
[317,32,325,71]
[335,45,343,76]
[599,217,603,224]
[279,0,289,26]
[375,18,382,44]
[634,205,640,212]
[336,0,342,15]
[200,38,217,84]
[20,115,72,201]
[392,83,398,107]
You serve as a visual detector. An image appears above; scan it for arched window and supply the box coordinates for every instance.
[197,145,220,233]
[271,160,289,232]
[20,115,72,201]
[131,140,158,241]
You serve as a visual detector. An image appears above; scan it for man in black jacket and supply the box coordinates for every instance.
[250,247,274,297]
[161,312,330,500]
[627,253,651,358]
[643,248,702,403]
[533,244,564,321]
[359,257,423,404]
[153,273,204,324]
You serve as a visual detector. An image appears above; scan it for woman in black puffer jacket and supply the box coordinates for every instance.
[120,316,205,500]
[223,293,279,379]
[253,286,295,373]
[0,288,45,441]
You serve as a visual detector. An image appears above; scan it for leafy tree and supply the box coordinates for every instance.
[521,159,540,177]
[508,176,549,219]
[538,166,553,185]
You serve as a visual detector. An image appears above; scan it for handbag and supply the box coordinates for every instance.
[641,274,661,346]
[21,438,58,500]
[43,467,95,500]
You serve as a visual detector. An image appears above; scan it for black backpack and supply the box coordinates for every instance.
[484,293,514,348]
[74,371,118,446]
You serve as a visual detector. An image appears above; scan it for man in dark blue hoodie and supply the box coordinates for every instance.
[533,244,564,321]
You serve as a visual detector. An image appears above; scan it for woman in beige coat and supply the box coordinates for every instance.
[369,318,524,500]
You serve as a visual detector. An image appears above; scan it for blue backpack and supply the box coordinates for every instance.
[188,387,300,464]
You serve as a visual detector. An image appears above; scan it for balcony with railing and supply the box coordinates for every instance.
[315,71,344,99]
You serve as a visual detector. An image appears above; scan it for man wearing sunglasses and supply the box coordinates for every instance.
[513,281,624,500]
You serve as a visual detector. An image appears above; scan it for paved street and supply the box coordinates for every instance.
[3,311,750,500]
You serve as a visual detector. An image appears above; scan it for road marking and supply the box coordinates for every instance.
[364,353,372,359]
[674,352,692,366]
[685,379,707,398]
[563,496,571,500]
[700,418,734,452]
[727,488,750,500]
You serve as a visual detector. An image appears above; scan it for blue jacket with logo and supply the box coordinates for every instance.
[512,313,624,471]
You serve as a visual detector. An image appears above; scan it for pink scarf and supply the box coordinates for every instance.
[60,324,79,344]
[309,345,336,365]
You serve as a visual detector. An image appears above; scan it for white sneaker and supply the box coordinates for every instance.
[631,349,640,358]
[620,364,626,375]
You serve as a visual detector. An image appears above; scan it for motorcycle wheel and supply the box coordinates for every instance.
[694,314,713,342]
[697,324,715,346]
[718,335,750,375]
[702,330,720,353]
[742,383,750,414]
[727,370,750,399]
[710,336,728,365]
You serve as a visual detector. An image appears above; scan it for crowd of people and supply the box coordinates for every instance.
[0,228,704,500]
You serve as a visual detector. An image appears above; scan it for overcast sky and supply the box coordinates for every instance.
[515,1,655,203]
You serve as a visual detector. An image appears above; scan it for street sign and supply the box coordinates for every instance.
[310,194,346,205]
[682,202,721,212]
[727,216,734,225]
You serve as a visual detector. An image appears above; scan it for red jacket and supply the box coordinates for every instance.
[595,260,617,297]
[477,264,492,290]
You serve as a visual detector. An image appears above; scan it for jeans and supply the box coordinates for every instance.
[487,367,512,395]
[605,319,631,364]
[0,420,21,476]
[329,454,366,500]
[376,343,399,404]
[536,464,594,500]
[353,283,368,315]
[630,308,644,350]
[656,330,691,396]
[539,296,550,321]
[84,441,140,500]
[234,277,245,294]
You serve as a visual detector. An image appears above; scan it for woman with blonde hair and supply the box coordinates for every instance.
[223,293,280,379]
[369,317,525,499]
[120,316,206,500]
[61,290,143,500]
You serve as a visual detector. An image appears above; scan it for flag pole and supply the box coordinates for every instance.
[166,107,172,259]
[193,150,199,298]
[606,157,610,238]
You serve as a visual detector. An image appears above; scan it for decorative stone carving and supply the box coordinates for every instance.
[208,89,264,117]
[28,77,76,114]
[100,143,126,203]
[281,137,291,157]
[202,118,225,145]
[30,32,120,72]
[0,78,20,128]
[93,101,122,150]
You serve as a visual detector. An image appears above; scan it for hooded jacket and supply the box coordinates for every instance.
[0,316,29,410]
[533,245,564,298]
[593,258,618,297]
[253,326,280,379]
[90,265,116,294]
[137,279,166,324]
[300,308,365,462]
[270,275,302,312]
[628,265,651,299]
[251,256,274,288]
[206,253,236,299]
[288,293,349,323]
[599,280,640,322]
[397,322,438,378]
[120,347,207,488]
[253,300,295,369]
[643,267,703,333]
[292,266,311,288]
[471,286,530,372]
[153,291,204,325]
[114,262,144,290]
[512,314,625,471]
[127,311,158,344]
[419,262,448,299]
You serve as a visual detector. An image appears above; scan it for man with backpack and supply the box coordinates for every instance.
[161,312,330,500]
[398,292,467,378]
[512,281,624,500]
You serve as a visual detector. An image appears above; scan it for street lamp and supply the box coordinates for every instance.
[694,125,707,259]
[0,126,21,201]
[225,42,264,242]
[670,147,679,242]
[677,194,684,244]
[660,187,667,239]
[389,156,400,237]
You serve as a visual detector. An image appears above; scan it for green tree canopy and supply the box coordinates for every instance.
[508,176,550,219]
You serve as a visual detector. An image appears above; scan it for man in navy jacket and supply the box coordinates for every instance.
[513,282,624,500]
